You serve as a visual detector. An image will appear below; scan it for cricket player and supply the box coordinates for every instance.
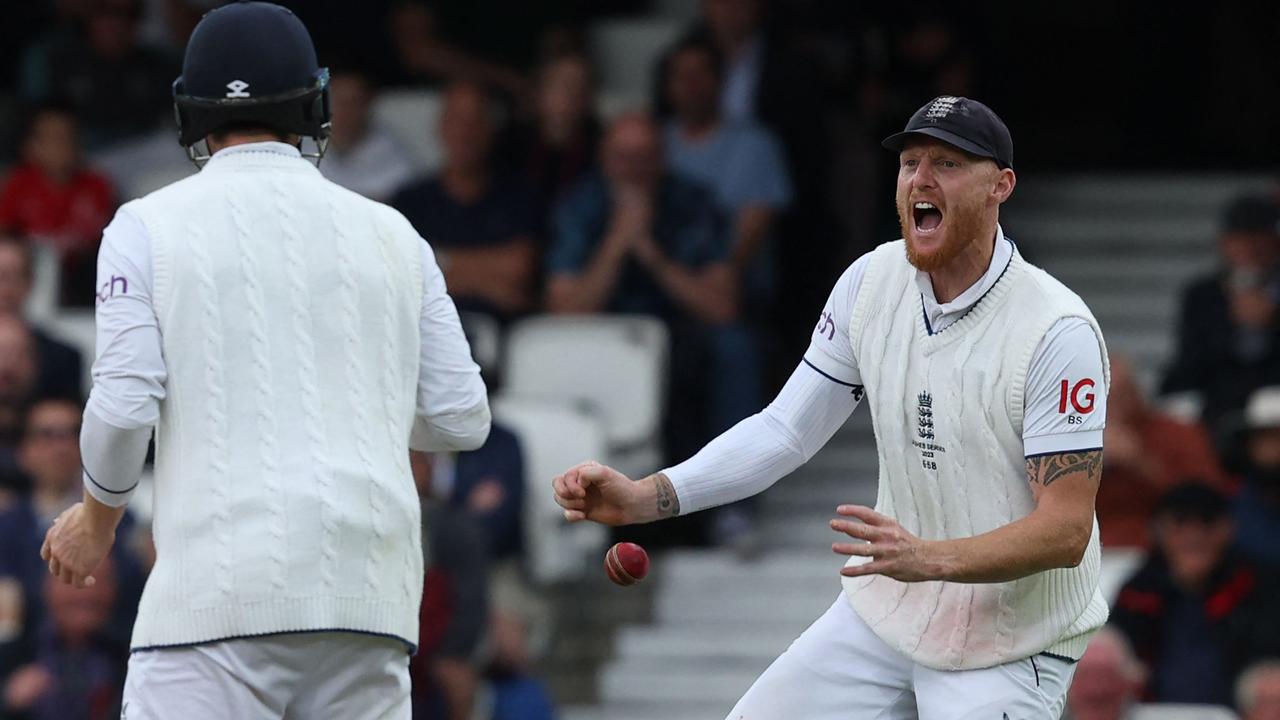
[40,3,490,717]
[553,96,1108,718]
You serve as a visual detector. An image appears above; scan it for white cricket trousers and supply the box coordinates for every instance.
[727,593,1077,720]
[121,631,411,719]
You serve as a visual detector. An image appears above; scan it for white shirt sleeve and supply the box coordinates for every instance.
[1022,317,1108,456]
[663,357,862,514]
[82,207,167,506]
[801,254,869,386]
[409,240,491,452]
[663,259,871,513]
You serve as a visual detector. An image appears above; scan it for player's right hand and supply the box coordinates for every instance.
[552,461,637,526]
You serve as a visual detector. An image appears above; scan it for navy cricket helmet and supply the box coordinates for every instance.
[172,1,330,153]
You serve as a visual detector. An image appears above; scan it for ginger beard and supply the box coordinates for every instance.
[897,184,988,273]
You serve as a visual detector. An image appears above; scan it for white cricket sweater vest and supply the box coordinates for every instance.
[843,239,1110,670]
[126,145,425,650]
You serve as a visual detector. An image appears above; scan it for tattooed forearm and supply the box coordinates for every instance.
[1025,450,1103,488]
[652,472,681,519]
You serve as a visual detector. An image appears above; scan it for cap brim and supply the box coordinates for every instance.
[881,127,1002,166]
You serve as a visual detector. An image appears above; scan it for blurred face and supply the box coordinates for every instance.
[0,242,32,316]
[439,85,495,172]
[0,318,36,404]
[1250,427,1280,468]
[87,0,141,59]
[602,117,662,190]
[1107,357,1145,424]
[666,48,721,126]
[19,401,82,495]
[329,74,373,149]
[896,137,1011,272]
[537,57,592,135]
[45,556,115,643]
[23,111,79,180]
[1067,636,1139,720]
[1221,230,1280,273]
[1156,513,1233,591]
[703,0,760,46]
[1248,669,1280,720]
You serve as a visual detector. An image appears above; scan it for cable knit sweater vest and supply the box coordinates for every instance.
[843,239,1110,670]
[126,144,425,650]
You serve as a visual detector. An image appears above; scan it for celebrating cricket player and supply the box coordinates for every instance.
[554,95,1109,718]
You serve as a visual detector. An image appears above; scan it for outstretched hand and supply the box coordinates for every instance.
[831,505,942,583]
[552,461,640,526]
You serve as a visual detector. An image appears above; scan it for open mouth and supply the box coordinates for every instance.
[912,201,944,234]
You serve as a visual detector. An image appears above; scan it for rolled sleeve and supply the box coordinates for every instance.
[411,241,491,452]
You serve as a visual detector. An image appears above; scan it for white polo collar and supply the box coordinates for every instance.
[915,224,1014,333]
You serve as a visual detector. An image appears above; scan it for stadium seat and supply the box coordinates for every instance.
[587,18,685,108]
[1131,704,1238,720]
[45,309,96,391]
[24,242,60,325]
[492,395,608,584]
[371,89,443,172]
[1098,547,1146,605]
[502,315,668,479]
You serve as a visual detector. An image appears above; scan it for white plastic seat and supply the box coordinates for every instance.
[1099,547,1146,605]
[1131,704,1238,720]
[587,18,684,108]
[24,243,60,326]
[371,89,444,172]
[502,315,668,478]
[492,396,608,584]
[44,310,96,392]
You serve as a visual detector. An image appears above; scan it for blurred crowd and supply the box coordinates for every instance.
[0,1,1277,719]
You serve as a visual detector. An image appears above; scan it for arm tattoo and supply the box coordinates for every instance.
[1025,450,1102,488]
[652,472,681,519]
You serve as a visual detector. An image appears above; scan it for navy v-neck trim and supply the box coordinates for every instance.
[921,237,1017,337]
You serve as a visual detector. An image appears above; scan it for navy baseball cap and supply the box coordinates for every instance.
[882,96,1014,170]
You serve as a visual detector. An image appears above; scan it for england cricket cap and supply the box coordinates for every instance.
[882,96,1014,170]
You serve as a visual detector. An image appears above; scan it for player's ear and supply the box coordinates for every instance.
[992,167,1016,204]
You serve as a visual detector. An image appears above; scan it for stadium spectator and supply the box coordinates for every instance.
[17,0,177,149]
[391,82,539,319]
[1110,484,1280,706]
[411,451,490,720]
[1099,355,1230,547]
[1238,660,1280,720]
[385,0,527,100]
[1234,387,1280,565]
[0,399,145,650]
[319,67,417,202]
[1162,196,1280,441]
[0,106,116,307]
[675,0,833,354]
[501,52,601,236]
[0,318,39,492]
[0,237,84,402]
[1064,626,1146,720]
[0,556,126,720]
[661,37,791,294]
[548,113,762,541]
[437,424,525,562]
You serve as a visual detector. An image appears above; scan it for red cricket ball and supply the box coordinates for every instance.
[604,542,650,586]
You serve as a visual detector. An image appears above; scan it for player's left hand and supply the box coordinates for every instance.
[40,503,115,588]
[831,505,940,583]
